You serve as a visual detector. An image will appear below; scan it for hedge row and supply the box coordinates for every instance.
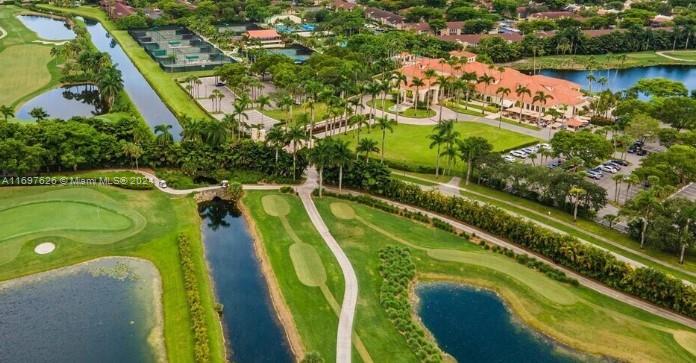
[375,179,696,319]
[379,246,442,363]
[177,234,210,363]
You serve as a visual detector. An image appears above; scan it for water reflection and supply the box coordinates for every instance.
[17,84,104,120]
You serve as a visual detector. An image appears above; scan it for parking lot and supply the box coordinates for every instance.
[504,142,655,205]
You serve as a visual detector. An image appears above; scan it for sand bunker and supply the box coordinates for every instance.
[34,242,55,255]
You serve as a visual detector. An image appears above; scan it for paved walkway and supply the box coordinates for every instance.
[328,187,696,330]
[656,51,696,62]
[403,173,696,284]
[296,168,357,363]
[436,176,461,196]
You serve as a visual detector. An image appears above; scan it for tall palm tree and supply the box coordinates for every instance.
[410,77,425,110]
[391,71,408,124]
[356,138,379,162]
[621,187,662,249]
[96,65,123,111]
[532,91,553,125]
[477,73,495,113]
[286,124,306,180]
[364,81,381,121]
[221,114,239,140]
[180,117,204,143]
[332,139,352,191]
[375,116,396,163]
[154,124,174,146]
[515,84,531,122]
[423,68,437,110]
[568,186,587,222]
[460,71,478,110]
[233,98,250,139]
[495,87,511,128]
[203,120,228,148]
[121,141,143,170]
[458,136,492,185]
[310,139,334,197]
[266,125,287,172]
[277,95,294,123]
[256,95,271,124]
[433,75,452,123]
[428,129,446,176]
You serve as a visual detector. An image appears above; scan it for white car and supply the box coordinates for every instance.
[511,150,528,158]
[503,155,516,162]
[539,143,551,150]
[598,165,618,173]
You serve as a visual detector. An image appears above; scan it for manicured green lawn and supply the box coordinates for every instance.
[338,122,538,170]
[367,99,435,118]
[661,50,696,61]
[0,6,62,107]
[38,5,211,121]
[457,183,696,283]
[0,185,225,363]
[261,102,331,123]
[507,51,691,71]
[314,196,696,362]
[242,191,349,362]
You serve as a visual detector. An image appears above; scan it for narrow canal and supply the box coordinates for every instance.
[83,19,181,137]
[199,199,293,363]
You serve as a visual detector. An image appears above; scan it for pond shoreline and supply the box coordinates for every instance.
[414,273,612,362]
[0,256,168,363]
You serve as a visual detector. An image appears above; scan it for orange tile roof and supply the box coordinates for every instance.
[398,55,585,107]
[246,29,280,39]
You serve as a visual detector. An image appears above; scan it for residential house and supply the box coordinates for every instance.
[245,29,284,48]
[365,7,404,28]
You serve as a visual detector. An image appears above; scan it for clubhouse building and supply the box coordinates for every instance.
[396,51,588,122]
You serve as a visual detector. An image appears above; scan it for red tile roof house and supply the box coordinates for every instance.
[332,0,357,10]
[394,51,588,121]
[245,29,284,48]
[365,7,405,28]
[403,21,466,36]
[100,0,135,19]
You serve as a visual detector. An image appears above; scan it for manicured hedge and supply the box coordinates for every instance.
[376,179,696,319]
[177,234,210,363]
[379,246,442,363]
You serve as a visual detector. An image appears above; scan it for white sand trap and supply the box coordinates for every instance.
[34,242,56,255]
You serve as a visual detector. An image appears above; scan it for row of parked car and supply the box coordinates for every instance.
[585,159,629,180]
[627,140,648,156]
[503,143,552,162]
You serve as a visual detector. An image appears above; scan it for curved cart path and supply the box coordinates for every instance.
[328,187,696,330]
[296,168,358,363]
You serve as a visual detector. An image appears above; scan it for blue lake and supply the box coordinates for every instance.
[83,19,182,138]
[0,257,163,363]
[17,84,104,120]
[416,283,594,363]
[17,15,75,40]
[540,66,696,93]
[199,200,293,363]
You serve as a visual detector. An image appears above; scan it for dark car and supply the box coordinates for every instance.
[637,149,648,156]
[611,159,629,166]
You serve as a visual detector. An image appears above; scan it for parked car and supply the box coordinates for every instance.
[599,165,618,173]
[511,150,528,158]
[611,159,629,166]
[585,170,602,180]
[539,143,551,150]
[604,161,622,170]
[521,147,535,154]
[637,149,649,156]
[589,168,604,177]
[503,155,516,162]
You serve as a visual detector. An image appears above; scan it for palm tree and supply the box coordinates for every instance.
[568,186,587,221]
[514,84,531,122]
[612,174,624,203]
[532,91,553,125]
[495,87,511,128]
[286,124,306,180]
[349,114,369,148]
[121,141,143,170]
[392,71,408,124]
[410,77,425,110]
[460,71,478,110]
[356,138,379,162]
[154,124,174,146]
[310,139,334,197]
[586,73,596,94]
[423,69,437,110]
[233,98,249,139]
[621,188,662,248]
[277,95,294,123]
[256,95,271,124]
[180,117,204,143]
[433,75,452,123]
[428,130,446,177]
[221,114,239,140]
[266,126,287,172]
[96,65,124,111]
[332,139,352,191]
[29,107,49,121]
[364,81,381,121]
[477,73,495,112]
[375,116,396,163]
[457,136,492,185]
[203,120,228,147]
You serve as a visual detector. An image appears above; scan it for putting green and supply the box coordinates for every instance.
[0,44,52,105]
[0,187,147,265]
[427,249,578,305]
[0,201,132,241]
[289,242,327,287]
[330,202,355,220]
[262,195,290,217]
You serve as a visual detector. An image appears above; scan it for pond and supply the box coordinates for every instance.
[83,19,181,138]
[199,199,293,363]
[267,44,313,64]
[17,15,75,40]
[416,283,596,363]
[539,66,696,93]
[0,257,164,363]
[17,84,104,120]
